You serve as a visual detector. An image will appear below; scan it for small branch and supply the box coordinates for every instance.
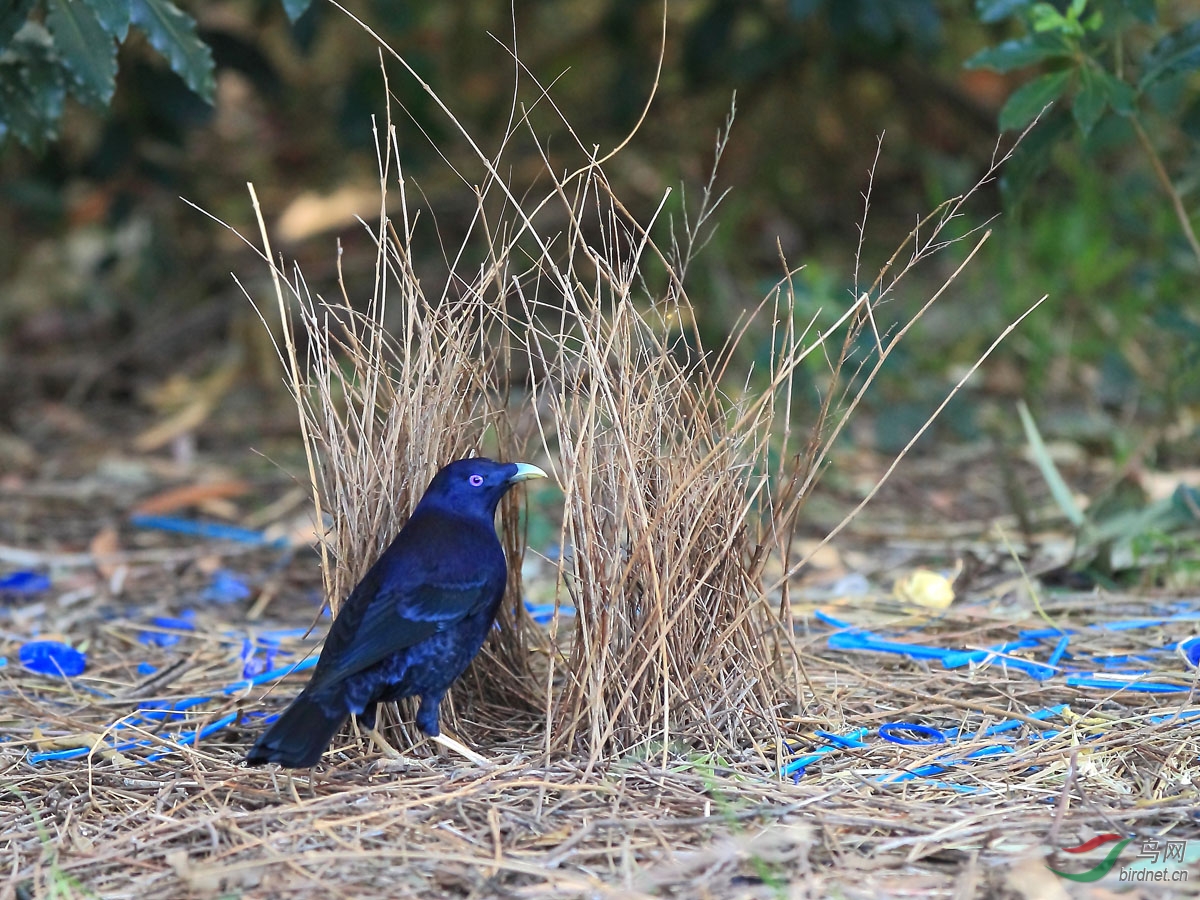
[1131,115,1200,269]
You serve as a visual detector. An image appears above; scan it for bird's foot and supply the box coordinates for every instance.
[367,725,400,759]
[431,731,491,767]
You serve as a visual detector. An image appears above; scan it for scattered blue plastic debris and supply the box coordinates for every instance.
[239,636,279,679]
[26,656,321,765]
[223,655,318,695]
[781,727,870,778]
[204,570,253,604]
[137,662,157,676]
[138,610,197,647]
[20,641,86,678]
[0,571,52,594]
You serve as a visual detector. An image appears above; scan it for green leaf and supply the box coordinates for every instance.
[1139,20,1200,91]
[1000,69,1071,131]
[1073,64,1106,136]
[45,0,119,105]
[974,0,1028,23]
[282,0,314,22]
[131,0,215,103]
[1018,400,1087,529]
[965,33,1071,72]
[0,0,37,48]
[14,24,66,124]
[1097,69,1135,115]
[92,0,132,42]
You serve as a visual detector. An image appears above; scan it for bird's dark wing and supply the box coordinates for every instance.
[304,571,503,695]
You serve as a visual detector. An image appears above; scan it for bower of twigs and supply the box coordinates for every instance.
[3,25,1199,900]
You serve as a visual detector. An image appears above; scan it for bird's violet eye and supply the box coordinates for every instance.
[468,474,484,487]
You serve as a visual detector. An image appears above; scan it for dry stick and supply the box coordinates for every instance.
[247,183,333,603]
[770,266,1047,597]
[1131,116,1200,268]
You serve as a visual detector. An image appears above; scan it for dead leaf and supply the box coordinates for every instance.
[131,480,250,516]
[89,525,121,580]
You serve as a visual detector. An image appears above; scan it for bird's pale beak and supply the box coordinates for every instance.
[508,463,548,483]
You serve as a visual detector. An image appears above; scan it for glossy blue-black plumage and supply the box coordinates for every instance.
[245,458,544,768]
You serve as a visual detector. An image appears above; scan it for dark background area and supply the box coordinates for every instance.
[1,0,1198,468]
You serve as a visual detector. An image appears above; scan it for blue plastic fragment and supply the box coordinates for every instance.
[19,641,86,677]
[879,723,946,745]
[1046,634,1070,668]
[0,571,51,594]
[144,712,239,762]
[813,609,855,629]
[1067,674,1189,693]
[826,630,956,661]
[524,601,576,624]
[137,663,156,676]
[204,570,253,604]
[1019,627,1073,639]
[942,639,1041,668]
[138,610,197,647]
[239,636,279,679]
[1179,637,1200,668]
[814,729,869,749]
[130,515,285,547]
[780,727,870,777]
[222,655,319,694]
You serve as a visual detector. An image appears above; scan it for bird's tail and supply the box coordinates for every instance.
[244,691,345,768]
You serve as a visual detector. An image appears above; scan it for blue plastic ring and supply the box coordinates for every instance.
[878,722,947,745]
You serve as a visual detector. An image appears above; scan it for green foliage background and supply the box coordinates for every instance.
[0,0,1197,459]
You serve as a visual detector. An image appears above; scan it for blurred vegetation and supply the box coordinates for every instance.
[0,0,1197,464]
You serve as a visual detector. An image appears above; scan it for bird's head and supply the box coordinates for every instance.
[416,458,547,520]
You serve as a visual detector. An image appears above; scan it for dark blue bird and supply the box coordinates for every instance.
[245,458,547,768]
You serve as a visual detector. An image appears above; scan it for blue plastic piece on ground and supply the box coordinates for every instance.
[0,571,51,594]
[1179,637,1200,668]
[137,663,156,676]
[130,515,286,547]
[1046,633,1071,668]
[222,655,319,695]
[813,609,855,629]
[19,641,86,677]
[814,729,869,749]
[1067,674,1189,693]
[524,601,576,624]
[826,630,956,661]
[139,610,197,647]
[879,723,946,745]
[204,570,253,604]
[780,727,870,778]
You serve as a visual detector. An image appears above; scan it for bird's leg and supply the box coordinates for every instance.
[368,723,402,759]
[417,693,491,766]
[355,708,401,759]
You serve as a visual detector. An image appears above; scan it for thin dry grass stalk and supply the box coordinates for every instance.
[228,18,1045,766]
[514,184,814,763]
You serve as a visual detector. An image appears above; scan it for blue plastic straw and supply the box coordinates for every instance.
[781,727,870,777]
[1067,674,1191,693]
[1046,634,1071,668]
[878,723,946,745]
[129,515,286,547]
